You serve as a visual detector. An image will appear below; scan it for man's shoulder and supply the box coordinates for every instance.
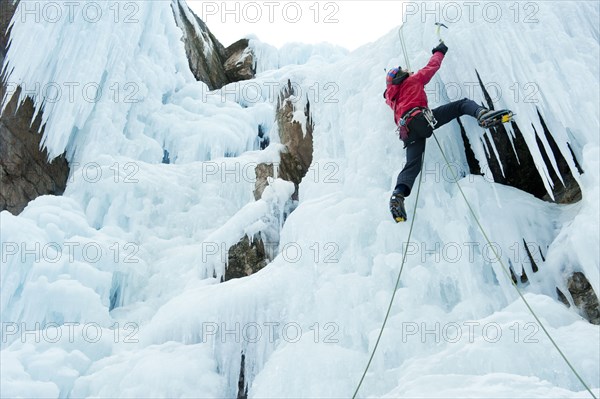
[385,83,402,97]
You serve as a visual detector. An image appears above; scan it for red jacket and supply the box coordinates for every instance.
[385,52,445,124]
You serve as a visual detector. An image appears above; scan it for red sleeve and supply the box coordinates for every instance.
[385,84,400,108]
[413,52,445,85]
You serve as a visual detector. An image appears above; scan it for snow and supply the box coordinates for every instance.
[248,36,349,74]
[1,0,599,398]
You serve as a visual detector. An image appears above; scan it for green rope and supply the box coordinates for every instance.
[432,133,597,399]
[352,153,425,399]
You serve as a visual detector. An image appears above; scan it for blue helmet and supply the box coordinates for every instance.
[386,67,401,85]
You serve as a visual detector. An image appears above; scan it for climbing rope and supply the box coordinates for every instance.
[398,24,411,73]
[352,154,425,399]
[351,136,597,399]
[365,17,595,398]
[431,133,597,399]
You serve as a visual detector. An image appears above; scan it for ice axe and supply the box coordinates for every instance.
[435,22,448,43]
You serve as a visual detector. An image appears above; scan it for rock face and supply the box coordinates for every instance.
[567,272,600,325]
[253,163,274,201]
[227,80,315,281]
[224,39,255,83]
[172,0,229,90]
[0,1,70,215]
[534,109,583,204]
[457,71,596,324]
[274,80,315,200]
[237,352,248,399]
[0,0,9,67]
[466,70,582,204]
[171,2,255,89]
[225,235,269,281]
[254,80,314,201]
[1,1,256,216]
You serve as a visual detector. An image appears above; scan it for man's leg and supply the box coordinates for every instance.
[394,138,426,196]
[432,98,484,128]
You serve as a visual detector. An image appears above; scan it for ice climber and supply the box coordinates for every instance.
[384,41,507,223]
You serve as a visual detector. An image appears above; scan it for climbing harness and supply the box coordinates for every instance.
[354,20,597,397]
[396,107,437,141]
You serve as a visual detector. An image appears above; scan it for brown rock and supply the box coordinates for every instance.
[224,39,255,83]
[254,163,274,201]
[248,79,316,212]
[226,235,268,281]
[275,80,314,200]
[227,80,315,280]
[171,0,229,90]
[567,272,600,325]
[1,2,70,215]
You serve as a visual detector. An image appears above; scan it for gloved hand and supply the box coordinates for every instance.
[432,41,448,55]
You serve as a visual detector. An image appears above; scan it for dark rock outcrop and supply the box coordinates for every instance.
[472,70,582,204]
[226,235,268,281]
[523,239,539,273]
[237,352,248,399]
[475,70,549,200]
[224,39,255,83]
[172,0,229,90]
[275,80,315,201]
[535,109,582,204]
[508,240,544,286]
[227,80,315,281]
[254,80,314,201]
[462,72,591,324]
[567,272,600,325]
[257,124,269,151]
[1,1,69,215]
[457,117,482,176]
[171,2,255,89]
[0,0,10,67]
[556,287,570,307]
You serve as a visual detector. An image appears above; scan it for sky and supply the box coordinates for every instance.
[187,1,406,51]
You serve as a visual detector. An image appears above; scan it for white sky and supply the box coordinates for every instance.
[186,1,405,51]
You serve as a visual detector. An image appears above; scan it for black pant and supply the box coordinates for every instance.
[394,98,483,196]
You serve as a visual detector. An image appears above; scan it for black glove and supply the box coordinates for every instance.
[432,42,448,55]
